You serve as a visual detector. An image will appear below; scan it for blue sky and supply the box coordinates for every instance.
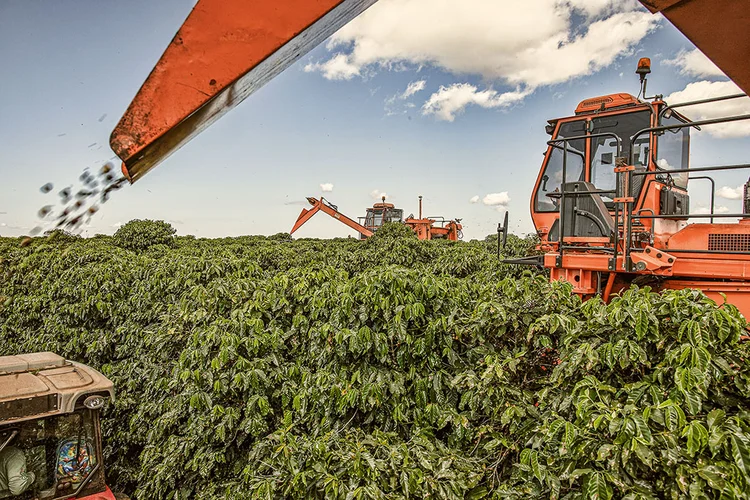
[1,0,749,240]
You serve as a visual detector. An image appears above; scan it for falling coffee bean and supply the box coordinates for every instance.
[40,183,54,194]
[59,188,72,203]
[76,189,95,199]
[38,205,53,218]
[20,237,33,247]
[66,215,83,228]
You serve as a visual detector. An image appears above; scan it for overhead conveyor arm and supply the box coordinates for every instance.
[290,197,374,237]
[110,0,377,183]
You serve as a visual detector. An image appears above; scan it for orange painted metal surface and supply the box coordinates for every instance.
[404,218,462,241]
[111,0,377,182]
[639,0,750,95]
[574,93,640,114]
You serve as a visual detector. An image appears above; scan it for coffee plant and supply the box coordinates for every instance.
[113,219,177,251]
[1,222,748,499]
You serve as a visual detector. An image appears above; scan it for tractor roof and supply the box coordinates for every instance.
[575,93,642,115]
[0,352,114,426]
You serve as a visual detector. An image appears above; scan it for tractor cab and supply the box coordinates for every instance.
[358,197,404,238]
[0,353,123,500]
[522,57,750,315]
[531,91,691,247]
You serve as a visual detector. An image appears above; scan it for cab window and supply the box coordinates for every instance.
[656,114,690,189]
[590,111,651,201]
[0,411,100,500]
[536,121,586,212]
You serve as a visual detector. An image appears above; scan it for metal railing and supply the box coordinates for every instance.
[620,105,750,269]
[548,92,750,272]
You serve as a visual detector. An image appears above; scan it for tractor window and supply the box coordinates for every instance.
[590,111,651,201]
[0,410,101,500]
[656,114,690,189]
[536,120,586,212]
[384,209,403,223]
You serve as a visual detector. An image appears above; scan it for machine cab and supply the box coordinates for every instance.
[530,92,691,247]
[358,199,404,239]
[0,353,120,500]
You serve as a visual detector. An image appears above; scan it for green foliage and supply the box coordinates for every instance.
[368,221,419,241]
[483,232,541,259]
[1,223,749,499]
[113,219,176,251]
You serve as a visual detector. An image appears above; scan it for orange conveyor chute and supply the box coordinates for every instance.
[290,197,373,237]
[110,0,377,183]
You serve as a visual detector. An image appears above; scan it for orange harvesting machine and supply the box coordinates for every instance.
[290,195,462,240]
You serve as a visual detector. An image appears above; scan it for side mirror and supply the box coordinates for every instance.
[497,211,509,259]
[541,175,549,191]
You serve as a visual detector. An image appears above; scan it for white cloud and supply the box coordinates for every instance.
[665,80,750,138]
[482,192,511,207]
[663,49,725,78]
[567,0,640,18]
[422,84,531,121]
[304,53,360,80]
[695,205,730,215]
[308,0,657,102]
[401,80,426,99]
[320,183,334,192]
[370,189,388,200]
[385,80,427,115]
[717,185,743,200]
[469,195,479,204]
[112,222,123,228]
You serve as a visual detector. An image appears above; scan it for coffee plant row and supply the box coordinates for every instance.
[1,221,749,499]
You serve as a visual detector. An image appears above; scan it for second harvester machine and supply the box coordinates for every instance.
[290,195,463,240]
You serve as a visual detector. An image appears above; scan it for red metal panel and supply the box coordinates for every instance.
[638,0,685,14]
[639,0,750,95]
[79,485,117,499]
[111,0,377,183]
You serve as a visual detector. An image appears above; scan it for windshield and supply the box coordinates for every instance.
[386,209,403,223]
[0,411,102,500]
[365,208,402,228]
[536,120,586,212]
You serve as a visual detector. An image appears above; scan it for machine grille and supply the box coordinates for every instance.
[708,234,750,252]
